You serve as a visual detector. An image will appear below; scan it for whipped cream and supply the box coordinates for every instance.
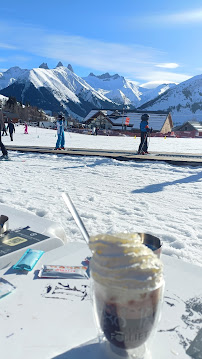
[89,232,163,290]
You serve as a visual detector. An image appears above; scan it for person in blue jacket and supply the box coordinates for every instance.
[138,113,151,154]
[55,115,65,150]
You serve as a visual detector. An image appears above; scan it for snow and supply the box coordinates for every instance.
[0,67,28,90]
[27,68,81,103]
[83,73,176,107]
[0,94,8,105]
[83,73,142,106]
[0,66,114,122]
[1,65,199,125]
[1,126,202,268]
[143,74,202,124]
[1,65,202,126]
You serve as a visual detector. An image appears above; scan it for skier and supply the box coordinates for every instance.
[8,120,15,141]
[54,115,65,150]
[138,113,151,154]
[0,109,8,159]
[24,123,28,134]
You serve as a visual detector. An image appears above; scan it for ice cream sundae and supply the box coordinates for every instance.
[89,232,164,352]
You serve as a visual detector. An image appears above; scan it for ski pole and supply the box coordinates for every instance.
[147,128,152,151]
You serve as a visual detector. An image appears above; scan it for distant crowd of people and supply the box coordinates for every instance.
[2,119,15,141]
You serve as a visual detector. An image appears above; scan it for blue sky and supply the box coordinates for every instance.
[0,0,202,87]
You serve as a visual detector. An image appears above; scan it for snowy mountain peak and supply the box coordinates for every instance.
[97,73,111,79]
[1,63,201,125]
[112,74,121,80]
[138,74,202,124]
[95,73,121,80]
[56,62,63,68]
[83,72,141,106]
[67,64,74,72]
[0,65,119,121]
[5,66,22,72]
[0,66,29,90]
[39,62,49,69]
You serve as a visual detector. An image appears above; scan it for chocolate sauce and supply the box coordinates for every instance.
[100,303,156,349]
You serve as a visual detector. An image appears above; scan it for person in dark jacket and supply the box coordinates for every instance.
[8,120,15,141]
[138,114,151,154]
[0,109,8,159]
[2,123,8,136]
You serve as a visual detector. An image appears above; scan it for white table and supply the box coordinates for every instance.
[0,241,201,359]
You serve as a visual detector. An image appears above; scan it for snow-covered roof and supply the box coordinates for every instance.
[83,109,115,122]
[109,112,169,131]
[83,110,98,122]
[187,121,202,131]
[83,110,170,131]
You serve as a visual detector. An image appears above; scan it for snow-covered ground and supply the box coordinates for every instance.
[1,125,202,267]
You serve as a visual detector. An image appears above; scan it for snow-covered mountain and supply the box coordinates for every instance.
[138,74,202,125]
[0,67,29,90]
[83,73,141,107]
[83,72,176,108]
[0,64,122,120]
[1,64,202,125]
[139,83,177,106]
[0,94,8,106]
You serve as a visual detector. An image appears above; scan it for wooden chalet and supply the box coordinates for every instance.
[175,121,202,137]
[83,110,173,134]
[83,110,115,130]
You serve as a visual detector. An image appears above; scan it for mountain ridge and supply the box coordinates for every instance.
[138,73,202,125]
[0,63,202,124]
[83,72,176,108]
[0,66,122,120]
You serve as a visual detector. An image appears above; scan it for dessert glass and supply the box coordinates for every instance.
[91,278,164,358]
[90,232,164,358]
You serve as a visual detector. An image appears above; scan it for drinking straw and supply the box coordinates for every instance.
[62,192,90,244]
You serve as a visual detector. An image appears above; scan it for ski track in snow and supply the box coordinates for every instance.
[1,126,202,267]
